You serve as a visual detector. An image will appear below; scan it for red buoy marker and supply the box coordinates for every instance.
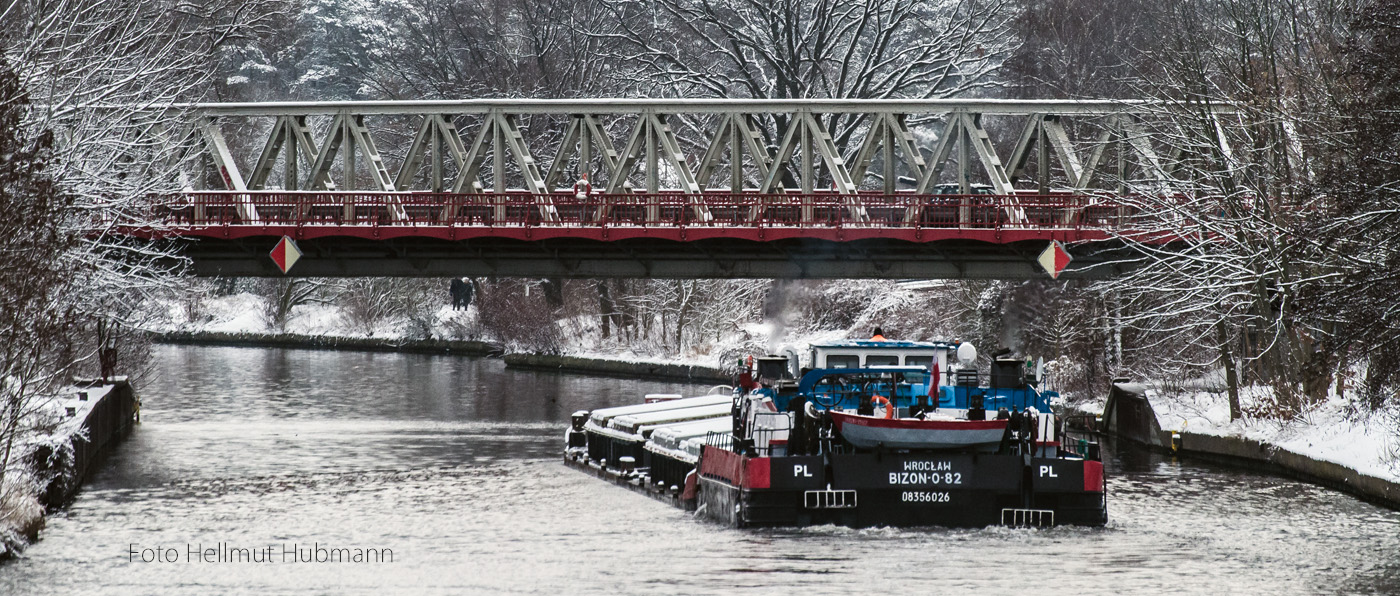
[1037,240,1071,279]
[270,235,302,274]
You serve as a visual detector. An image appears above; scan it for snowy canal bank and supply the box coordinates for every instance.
[501,353,728,382]
[152,330,500,357]
[153,290,781,382]
[1090,383,1400,511]
[3,345,1398,594]
[152,330,733,383]
[2,379,138,560]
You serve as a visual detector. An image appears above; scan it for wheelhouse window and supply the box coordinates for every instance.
[865,355,899,366]
[826,355,859,368]
[904,356,934,369]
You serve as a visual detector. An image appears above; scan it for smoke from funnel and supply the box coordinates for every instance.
[763,280,793,354]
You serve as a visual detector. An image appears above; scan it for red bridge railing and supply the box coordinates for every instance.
[147,191,1135,233]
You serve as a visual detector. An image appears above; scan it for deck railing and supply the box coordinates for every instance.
[144,191,1140,231]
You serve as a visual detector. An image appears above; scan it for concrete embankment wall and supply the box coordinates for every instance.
[1093,386,1400,511]
[501,353,730,383]
[153,331,500,357]
[153,331,731,383]
[3,379,140,560]
[30,379,140,508]
[1173,432,1400,508]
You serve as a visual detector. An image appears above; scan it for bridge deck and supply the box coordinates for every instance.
[136,191,1133,242]
[127,191,1151,278]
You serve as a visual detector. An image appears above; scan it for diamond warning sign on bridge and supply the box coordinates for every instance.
[1038,240,1071,279]
[270,236,302,274]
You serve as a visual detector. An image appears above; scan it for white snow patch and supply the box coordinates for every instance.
[1125,383,1400,485]
[199,294,267,334]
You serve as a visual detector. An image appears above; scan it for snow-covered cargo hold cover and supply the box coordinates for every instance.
[648,417,733,452]
[610,403,732,434]
[587,395,730,427]
[635,411,734,438]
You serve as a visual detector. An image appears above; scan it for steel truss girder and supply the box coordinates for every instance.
[178,98,1174,117]
[396,114,467,193]
[300,112,408,221]
[850,113,926,194]
[759,111,866,222]
[198,117,258,223]
[248,115,330,191]
[607,112,711,222]
[694,113,771,193]
[545,114,629,193]
[181,99,1207,226]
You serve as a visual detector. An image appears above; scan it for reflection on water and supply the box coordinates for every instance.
[2,345,1398,595]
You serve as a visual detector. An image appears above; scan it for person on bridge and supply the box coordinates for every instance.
[573,173,592,200]
[871,327,886,341]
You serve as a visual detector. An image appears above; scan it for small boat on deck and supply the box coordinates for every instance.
[828,410,1007,451]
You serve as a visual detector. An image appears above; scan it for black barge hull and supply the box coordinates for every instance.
[567,436,1108,529]
[693,447,1106,528]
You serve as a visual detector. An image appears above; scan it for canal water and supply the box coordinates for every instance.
[3,345,1399,594]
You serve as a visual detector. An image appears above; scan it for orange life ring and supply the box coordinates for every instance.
[872,395,894,419]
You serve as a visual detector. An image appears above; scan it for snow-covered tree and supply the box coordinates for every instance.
[1087,0,1355,418]
[591,0,1017,165]
[596,0,1013,100]
[0,0,284,524]
[3,0,287,317]
[1314,0,1400,410]
[259,278,340,332]
[0,56,83,514]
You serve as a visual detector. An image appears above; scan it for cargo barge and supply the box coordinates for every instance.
[564,338,1107,528]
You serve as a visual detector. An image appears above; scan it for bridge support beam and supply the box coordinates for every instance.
[172,237,1136,280]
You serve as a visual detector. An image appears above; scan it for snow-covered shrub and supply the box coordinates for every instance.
[25,430,77,505]
[716,338,771,374]
[257,278,336,333]
[0,467,44,556]
[475,280,562,354]
[178,279,218,327]
[440,307,483,341]
[336,279,442,337]
[1383,407,1400,476]
[392,280,448,340]
[338,279,400,336]
[776,280,960,341]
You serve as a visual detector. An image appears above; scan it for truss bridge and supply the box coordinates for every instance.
[126,99,1205,278]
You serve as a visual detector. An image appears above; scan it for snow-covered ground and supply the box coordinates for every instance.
[155,292,849,370]
[1081,384,1400,485]
[159,293,480,342]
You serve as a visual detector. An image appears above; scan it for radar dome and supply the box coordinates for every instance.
[956,342,978,366]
